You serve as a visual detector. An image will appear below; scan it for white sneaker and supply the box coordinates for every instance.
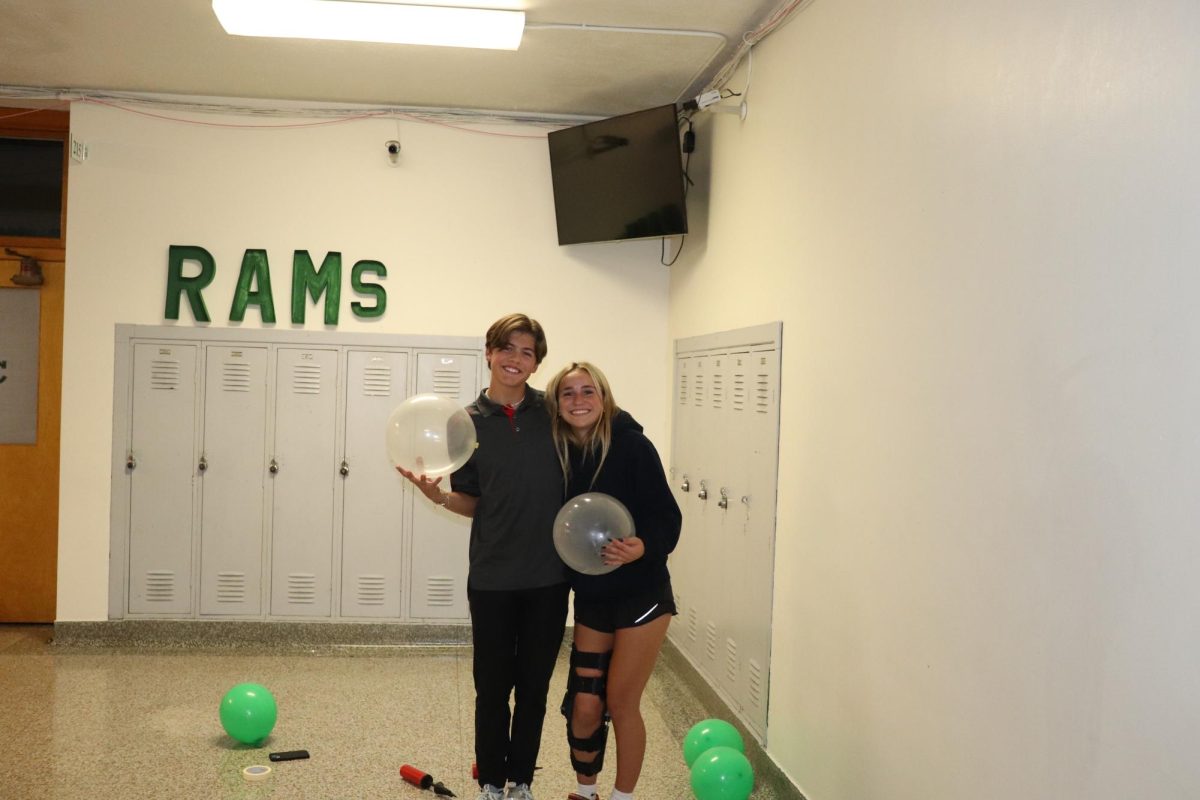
[477,786,505,800]
[507,784,535,800]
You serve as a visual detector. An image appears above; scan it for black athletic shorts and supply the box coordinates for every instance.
[572,581,677,633]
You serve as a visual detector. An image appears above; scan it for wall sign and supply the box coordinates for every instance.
[165,245,387,325]
[0,289,40,444]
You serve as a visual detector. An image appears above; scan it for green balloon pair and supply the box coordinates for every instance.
[683,719,753,800]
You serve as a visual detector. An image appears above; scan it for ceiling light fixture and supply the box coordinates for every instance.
[212,0,526,51]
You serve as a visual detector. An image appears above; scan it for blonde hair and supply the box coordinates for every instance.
[545,362,618,491]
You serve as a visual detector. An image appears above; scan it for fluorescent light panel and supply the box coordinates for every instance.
[212,0,525,50]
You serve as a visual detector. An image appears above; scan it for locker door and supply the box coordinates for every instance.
[740,345,780,735]
[670,354,704,662]
[127,342,198,616]
[341,349,409,618]
[710,350,749,701]
[408,352,478,619]
[199,345,268,616]
[669,355,694,625]
[693,352,729,678]
[270,347,339,617]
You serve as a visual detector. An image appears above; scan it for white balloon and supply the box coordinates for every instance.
[553,492,635,575]
[386,394,477,477]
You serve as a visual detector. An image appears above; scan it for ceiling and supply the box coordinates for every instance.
[0,0,782,121]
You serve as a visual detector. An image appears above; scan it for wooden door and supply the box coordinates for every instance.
[0,108,68,622]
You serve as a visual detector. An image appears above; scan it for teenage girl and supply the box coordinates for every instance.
[544,362,682,800]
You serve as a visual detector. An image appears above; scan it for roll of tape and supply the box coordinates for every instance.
[243,764,272,782]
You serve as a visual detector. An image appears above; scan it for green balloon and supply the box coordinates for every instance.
[219,683,277,746]
[690,745,754,800]
[683,718,745,766]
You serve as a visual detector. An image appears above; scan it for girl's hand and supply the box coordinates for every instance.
[602,536,644,565]
[396,466,444,504]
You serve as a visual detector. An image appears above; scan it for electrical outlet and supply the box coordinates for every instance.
[70,135,88,163]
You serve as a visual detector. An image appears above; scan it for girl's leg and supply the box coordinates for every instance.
[607,614,671,794]
[569,623,615,789]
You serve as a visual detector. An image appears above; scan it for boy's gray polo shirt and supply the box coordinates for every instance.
[451,388,567,591]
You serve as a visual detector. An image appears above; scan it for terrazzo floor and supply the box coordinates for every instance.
[0,625,784,800]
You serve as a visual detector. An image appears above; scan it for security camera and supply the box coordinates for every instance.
[386,140,401,164]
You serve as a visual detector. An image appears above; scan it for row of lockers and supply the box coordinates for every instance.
[668,323,782,742]
[108,327,480,621]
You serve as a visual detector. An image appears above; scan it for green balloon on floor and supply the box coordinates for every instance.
[683,718,745,766]
[690,745,754,800]
[219,682,277,746]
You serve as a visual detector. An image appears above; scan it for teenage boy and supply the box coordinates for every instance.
[400,312,568,800]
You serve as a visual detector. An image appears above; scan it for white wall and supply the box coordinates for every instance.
[671,0,1200,798]
[59,101,673,620]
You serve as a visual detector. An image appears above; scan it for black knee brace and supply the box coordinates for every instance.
[561,646,612,777]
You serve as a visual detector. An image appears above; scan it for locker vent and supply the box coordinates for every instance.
[357,575,387,605]
[221,362,252,393]
[693,374,705,407]
[755,374,770,414]
[711,371,725,410]
[287,573,318,604]
[426,576,456,606]
[725,638,739,683]
[144,570,176,602]
[687,606,698,642]
[291,363,322,395]
[362,365,392,397]
[149,360,181,391]
[705,622,719,662]
[747,658,764,708]
[216,572,246,603]
[431,369,462,399]
[678,373,688,405]
[732,373,747,412]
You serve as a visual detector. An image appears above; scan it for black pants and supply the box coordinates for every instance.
[468,582,570,789]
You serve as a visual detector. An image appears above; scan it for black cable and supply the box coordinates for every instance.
[662,136,693,266]
[661,231,686,266]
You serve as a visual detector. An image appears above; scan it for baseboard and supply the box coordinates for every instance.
[52,619,472,649]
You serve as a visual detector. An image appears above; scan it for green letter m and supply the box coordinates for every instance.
[291,251,342,325]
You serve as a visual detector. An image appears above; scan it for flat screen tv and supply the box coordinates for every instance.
[547,103,688,246]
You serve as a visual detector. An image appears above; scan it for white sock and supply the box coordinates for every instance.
[575,783,598,799]
[609,790,634,800]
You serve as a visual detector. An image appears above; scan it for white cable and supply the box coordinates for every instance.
[710,0,815,92]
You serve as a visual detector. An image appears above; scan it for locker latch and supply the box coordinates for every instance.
[718,487,729,509]
[340,459,350,477]
[680,475,690,493]
[269,458,279,474]
[126,454,136,470]
[198,456,208,473]
[697,480,708,501]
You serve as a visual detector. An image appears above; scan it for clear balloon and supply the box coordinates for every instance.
[552,492,635,575]
[386,394,477,477]
[219,682,277,746]
[689,745,754,800]
[683,718,745,766]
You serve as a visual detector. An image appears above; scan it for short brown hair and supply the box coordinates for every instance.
[485,313,548,364]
